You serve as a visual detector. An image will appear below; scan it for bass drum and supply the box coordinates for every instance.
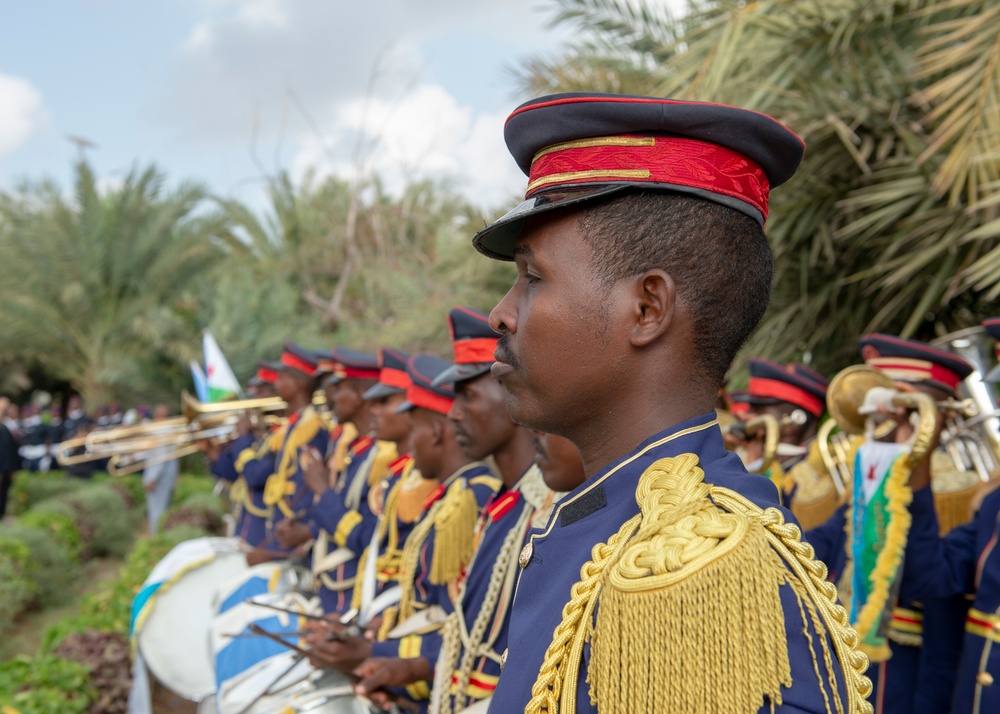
[133,537,248,702]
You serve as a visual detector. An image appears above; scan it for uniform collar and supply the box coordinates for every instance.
[534,412,725,536]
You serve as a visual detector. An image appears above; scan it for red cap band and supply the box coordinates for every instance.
[527,135,770,222]
[866,357,961,391]
[379,367,410,390]
[453,337,499,364]
[406,384,454,416]
[730,401,751,416]
[747,377,824,417]
[256,367,278,384]
[335,365,381,381]
[281,352,317,376]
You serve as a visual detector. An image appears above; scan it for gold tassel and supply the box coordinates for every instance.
[430,481,478,586]
[932,484,978,536]
[367,440,398,487]
[588,467,791,714]
[330,422,359,476]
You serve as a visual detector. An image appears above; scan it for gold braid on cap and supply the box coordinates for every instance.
[525,454,872,714]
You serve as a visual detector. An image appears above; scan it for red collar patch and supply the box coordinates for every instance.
[486,491,521,522]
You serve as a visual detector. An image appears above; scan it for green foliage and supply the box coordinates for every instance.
[172,473,216,505]
[0,654,93,714]
[0,160,226,405]
[52,631,131,714]
[41,524,210,652]
[0,523,80,608]
[519,0,1000,374]
[0,543,34,641]
[32,483,138,559]
[6,472,89,517]
[17,511,84,561]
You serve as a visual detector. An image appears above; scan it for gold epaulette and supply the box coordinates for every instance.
[526,454,872,714]
[369,440,399,487]
[429,480,479,586]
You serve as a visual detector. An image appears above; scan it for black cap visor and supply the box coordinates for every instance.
[473,182,766,261]
[432,362,494,387]
[362,383,406,400]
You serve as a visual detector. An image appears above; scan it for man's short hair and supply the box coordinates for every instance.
[580,190,772,385]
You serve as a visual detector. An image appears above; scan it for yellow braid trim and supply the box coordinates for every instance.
[588,455,791,714]
[369,440,399,488]
[713,488,872,714]
[333,510,364,548]
[235,448,258,473]
[430,480,479,586]
[527,455,872,714]
[329,422,358,476]
[850,454,913,663]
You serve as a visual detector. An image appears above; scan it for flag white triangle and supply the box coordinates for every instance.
[203,332,243,402]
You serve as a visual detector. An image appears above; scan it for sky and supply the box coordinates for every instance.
[0,0,580,212]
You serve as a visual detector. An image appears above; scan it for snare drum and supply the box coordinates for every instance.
[132,537,248,701]
[273,671,371,714]
[214,560,314,616]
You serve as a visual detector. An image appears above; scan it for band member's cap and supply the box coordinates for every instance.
[859,333,973,397]
[396,354,456,416]
[363,348,412,400]
[432,306,500,387]
[473,92,805,260]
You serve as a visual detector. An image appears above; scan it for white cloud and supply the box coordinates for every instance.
[291,83,523,208]
[0,74,45,156]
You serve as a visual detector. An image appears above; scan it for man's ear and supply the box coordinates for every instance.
[629,269,676,347]
[432,415,447,446]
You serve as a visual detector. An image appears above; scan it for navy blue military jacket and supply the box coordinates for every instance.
[906,485,1000,713]
[491,412,849,714]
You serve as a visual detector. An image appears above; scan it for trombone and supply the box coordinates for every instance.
[55,393,288,473]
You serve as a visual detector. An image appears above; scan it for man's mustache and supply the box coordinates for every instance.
[495,335,519,368]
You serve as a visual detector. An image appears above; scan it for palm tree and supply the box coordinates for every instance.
[0,160,226,405]
[518,0,1000,374]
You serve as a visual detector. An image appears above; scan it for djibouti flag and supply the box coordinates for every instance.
[203,331,243,403]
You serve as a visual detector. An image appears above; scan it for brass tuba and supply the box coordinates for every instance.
[931,327,1000,482]
[825,365,938,463]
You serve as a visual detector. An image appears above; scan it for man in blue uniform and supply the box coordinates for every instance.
[470,93,871,714]
[305,347,397,613]
[806,334,978,714]
[351,306,545,713]
[902,317,1000,714]
[727,358,836,528]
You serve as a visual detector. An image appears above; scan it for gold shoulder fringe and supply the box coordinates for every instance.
[430,480,479,586]
[525,454,873,714]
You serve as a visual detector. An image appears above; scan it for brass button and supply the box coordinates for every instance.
[519,542,533,569]
[977,671,994,687]
[501,648,508,671]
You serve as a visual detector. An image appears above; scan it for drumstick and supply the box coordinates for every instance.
[246,625,420,714]
[222,629,311,638]
[246,599,363,637]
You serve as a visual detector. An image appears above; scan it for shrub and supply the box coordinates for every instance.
[0,546,33,640]
[57,484,138,558]
[6,472,88,517]
[0,523,79,608]
[16,510,84,562]
[0,654,93,714]
[172,474,216,505]
[161,491,224,535]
